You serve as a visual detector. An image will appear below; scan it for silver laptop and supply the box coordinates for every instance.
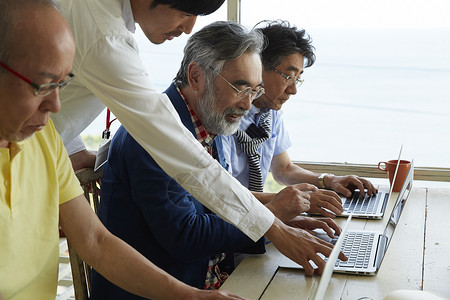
[339,146,403,219]
[280,159,414,276]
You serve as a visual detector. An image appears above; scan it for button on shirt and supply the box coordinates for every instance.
[51,0,274,242]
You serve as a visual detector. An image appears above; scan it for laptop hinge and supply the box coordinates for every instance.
[381,193,389,215]
[374,234,389,268]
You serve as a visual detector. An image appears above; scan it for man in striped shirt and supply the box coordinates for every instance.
[220,20,377,216]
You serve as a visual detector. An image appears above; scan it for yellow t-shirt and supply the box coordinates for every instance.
[0,120,83,300]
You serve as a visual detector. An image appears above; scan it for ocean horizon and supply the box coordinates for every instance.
[81,27,450,171]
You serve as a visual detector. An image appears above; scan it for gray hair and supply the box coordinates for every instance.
[174,21,265,88]
[0,0,58,71]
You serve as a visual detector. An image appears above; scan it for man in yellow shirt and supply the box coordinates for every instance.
[0,1,245,299]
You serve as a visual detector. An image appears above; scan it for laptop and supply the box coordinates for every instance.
[279,159,414,276]
[338,145,403,219]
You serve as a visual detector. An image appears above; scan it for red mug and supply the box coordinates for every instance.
[378,160,411,192]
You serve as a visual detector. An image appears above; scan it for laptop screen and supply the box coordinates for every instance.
[376,160,414,268]
[312,214,353,300]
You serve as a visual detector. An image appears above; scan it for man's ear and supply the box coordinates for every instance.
[188,62,204,92]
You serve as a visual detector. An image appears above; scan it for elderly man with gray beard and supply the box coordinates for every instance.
[91,21,343,299]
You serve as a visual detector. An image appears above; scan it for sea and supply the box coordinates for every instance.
[81,26,450,185]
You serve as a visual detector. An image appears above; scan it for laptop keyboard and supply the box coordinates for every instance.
[335,232,375,268]
[343,191,380,214]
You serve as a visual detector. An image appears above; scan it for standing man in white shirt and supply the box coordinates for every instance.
[52,0,340,275]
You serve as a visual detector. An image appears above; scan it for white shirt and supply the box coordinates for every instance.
[51,0,274,241]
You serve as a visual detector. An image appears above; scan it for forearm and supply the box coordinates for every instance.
[263,217,287,245]
[273,163,321,187]
[252,191,276,204]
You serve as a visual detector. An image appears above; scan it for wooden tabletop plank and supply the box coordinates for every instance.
[423,188,450,298]
[220,243,281,299]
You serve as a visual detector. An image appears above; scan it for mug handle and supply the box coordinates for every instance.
[378,162,387,172]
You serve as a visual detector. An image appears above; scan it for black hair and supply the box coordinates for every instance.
[151,0,225,16]
[254,20,316,70]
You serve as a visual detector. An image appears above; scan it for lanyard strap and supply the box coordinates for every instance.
[103,109,117,139]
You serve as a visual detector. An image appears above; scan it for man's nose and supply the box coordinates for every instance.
[40,90,61,113]
[286,83,298,95]
[239,94,253,111]
[179,15,197,34]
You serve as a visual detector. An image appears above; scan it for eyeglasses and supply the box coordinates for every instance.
[0,62,74,97]
[273,68,304,87]
[217,73,265,101]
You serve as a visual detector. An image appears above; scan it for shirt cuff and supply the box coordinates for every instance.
[65,135,87,156]
[236,200,275,242]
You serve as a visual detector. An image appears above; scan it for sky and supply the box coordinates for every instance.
[192,0,450,30]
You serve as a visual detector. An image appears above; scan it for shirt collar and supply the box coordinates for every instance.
[7,141,24,160]
[121,0,136,33]
[248,105,261,117]
[175,86,216,148]
[249,105,271,122]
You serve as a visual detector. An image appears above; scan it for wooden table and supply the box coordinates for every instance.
[220,187,450,300]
